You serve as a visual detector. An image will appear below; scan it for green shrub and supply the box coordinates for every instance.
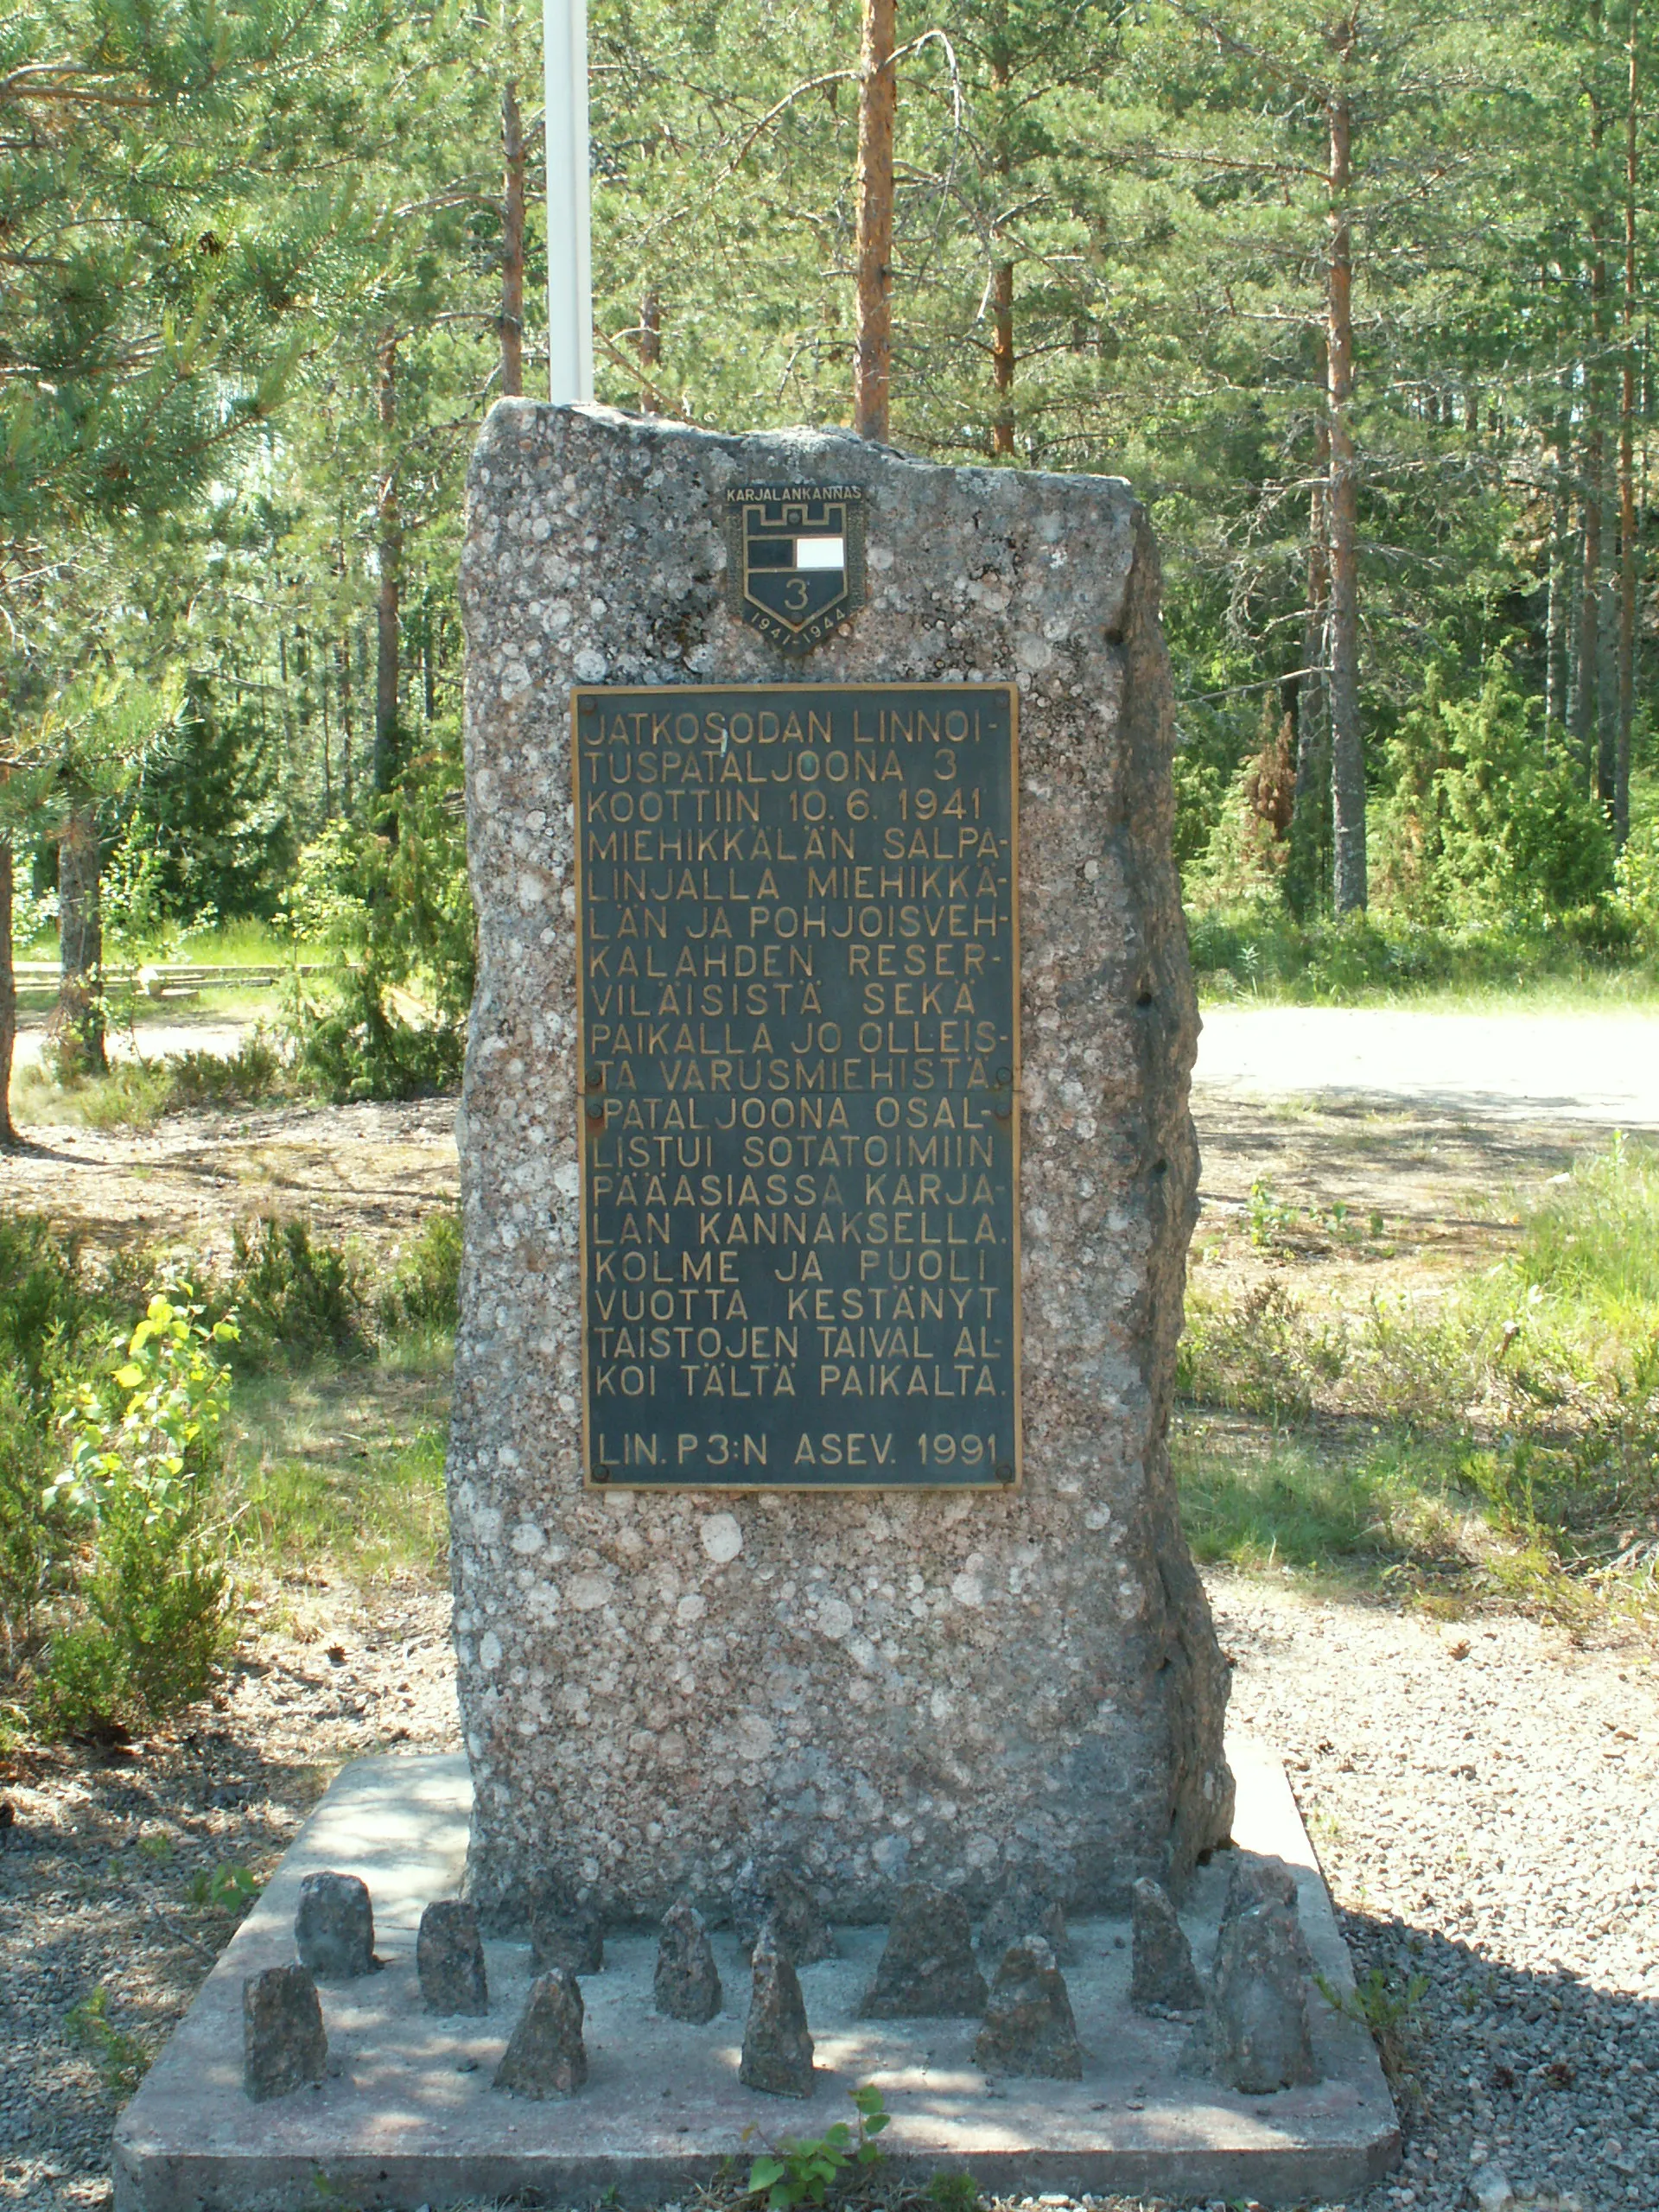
[1379,657,1614,929]
[226,1215,371,1364]
[278,723,474,1102]
[377,1211,462,1333]
[1178,1281,1346,1424]
[0,1366,62,1649]
[0,1213,92,1393]
[165,1030,289,1112]
[41,1288,238,1731]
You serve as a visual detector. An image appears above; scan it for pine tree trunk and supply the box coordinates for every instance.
[1546,401,1569,731]
[990,262,1014,454]
[0,839,17,1147]
[1618,0,1640,846]
[58,800,106,1076]
[1325,42,1365,915]
[988,36,1014,456]
[339,635,354,815]
[1578,42,1609,794]
[501,75,526,398]
[639,289,662,413]
[374,332,402,804]
[1288,415,1332,918]
[853,0,897,441]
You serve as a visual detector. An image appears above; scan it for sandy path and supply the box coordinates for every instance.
[1196,1004,1659,1125]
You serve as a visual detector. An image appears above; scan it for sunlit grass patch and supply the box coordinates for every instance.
[226,1332,453,1585]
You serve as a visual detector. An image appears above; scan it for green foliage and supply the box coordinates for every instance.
[280,726,473,1103]
[1614,818,1659,952]
[745,2086,890,2210]
[1379,659,1615,930]
[1188,905,1656,1008]
[64,1985,150,2097]
[0,1214,95,1395]
[185,1862,263,1914]
[226,1216,372,1366]
[1315,1966,1428,2094]
[41,1289,237,1729]
[118,675,295,925]
[1179,1281,1346,1426]
[924,2174,980,2212]
[376,1211,462,1334]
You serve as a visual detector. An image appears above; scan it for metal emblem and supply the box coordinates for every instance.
[724,484,867,653]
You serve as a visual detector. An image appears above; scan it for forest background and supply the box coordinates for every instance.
[1,0,1659,1738]
[7,0,1659,1122]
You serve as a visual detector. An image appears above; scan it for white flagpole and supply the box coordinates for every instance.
[543,0,594,404]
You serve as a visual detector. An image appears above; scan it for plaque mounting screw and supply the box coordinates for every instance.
[585,1101,605,1124]
[995,1460,1014,1484]
[593,1465,612,1485]
[994,1066,1013,1090]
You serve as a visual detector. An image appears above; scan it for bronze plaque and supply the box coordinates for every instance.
[572,683,1020,1490]
[724,486,867,652]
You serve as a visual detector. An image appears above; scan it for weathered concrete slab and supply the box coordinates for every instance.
[112,1743,1398,2209]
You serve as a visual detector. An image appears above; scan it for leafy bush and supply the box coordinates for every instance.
[226,1215,371,1364]
[376,1210,462,1333]
[41,1290,238,1730]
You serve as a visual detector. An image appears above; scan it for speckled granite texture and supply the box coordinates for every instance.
[450,402,1232,1927]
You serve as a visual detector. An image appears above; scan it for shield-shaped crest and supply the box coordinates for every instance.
[724,484,868,653]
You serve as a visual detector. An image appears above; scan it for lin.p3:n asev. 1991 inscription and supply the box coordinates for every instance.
[571,683,1020,1491]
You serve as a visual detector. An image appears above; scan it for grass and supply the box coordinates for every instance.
[1188,906,1659,1010]
[1175,1133,1659,1620]
[227,1344,452,1584]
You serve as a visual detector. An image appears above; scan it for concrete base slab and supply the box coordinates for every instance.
[114,1742,1398,2209]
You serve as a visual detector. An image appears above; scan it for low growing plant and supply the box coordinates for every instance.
[744,2084,890,2209]
[65,1984,151,2095]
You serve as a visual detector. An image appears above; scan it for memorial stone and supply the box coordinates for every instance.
[451,403,1233,1923]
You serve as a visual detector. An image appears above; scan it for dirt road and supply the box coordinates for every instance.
[1197,1003,1659,1124]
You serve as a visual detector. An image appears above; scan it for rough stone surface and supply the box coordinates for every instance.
[1205,1891,1316,2095]
[241,1966,326,2103]
[529,1894,603,1976]
[452,402,1233,1922]
[1129,1876,1205,2012]
[1222,1849,1301,1926]
[493,1969,587,2097]
[972,1935,1083,2078]
[739,1925,814,2098]
[293,1870,374,1979]
[653,1898,722,2022]
[975,1872,1071,1967]
[416,1897,488,2015]
[860,1882,988,2017]
[730,1860,836,1963]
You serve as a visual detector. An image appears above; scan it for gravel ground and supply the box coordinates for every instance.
[3,1573,1656,2212]
[1212,1573,1659,2212]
